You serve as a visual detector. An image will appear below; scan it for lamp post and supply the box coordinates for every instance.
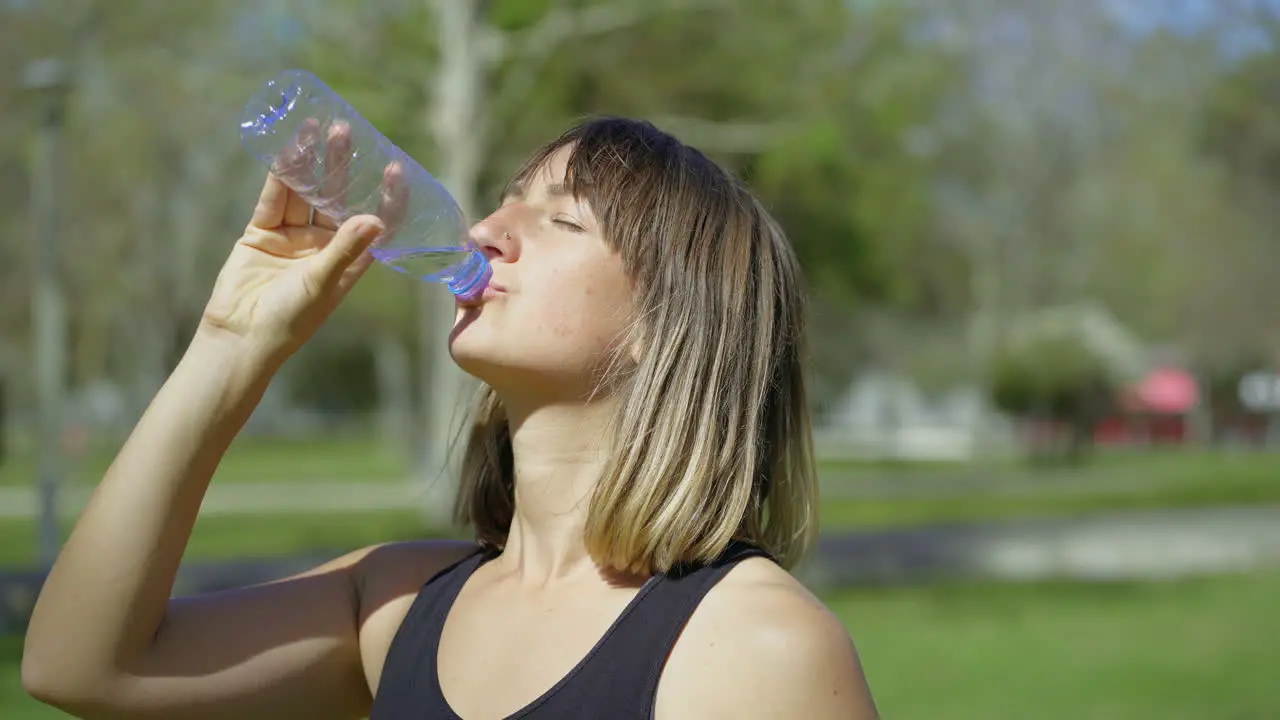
[23,57,71,569]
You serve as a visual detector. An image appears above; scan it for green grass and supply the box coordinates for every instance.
[7,436,1280,501]
[0,510,444,567]
[821,449,1280,529]
[0,436,409,487]
[5,570,1278,719]
[4,444,1276,717]
[819,472,1280,529]
[0,635,66,720]
[822,447,1280,486]
[835,570,1280,720]
[7,436,1277,488]
[2,447,1278,566]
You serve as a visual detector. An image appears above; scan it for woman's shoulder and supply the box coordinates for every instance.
[657,556,880,718]
[352,538,481,622]
[695,556,847,649]
[347,539,482,689]
[353,538,482,591]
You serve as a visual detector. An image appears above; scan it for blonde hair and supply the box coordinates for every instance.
[453,117,818,574]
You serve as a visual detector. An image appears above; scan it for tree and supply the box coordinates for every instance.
[1193,16,1280,370]
[289,0,964,514]
[990,332,1119,462]
[1,1,253,421]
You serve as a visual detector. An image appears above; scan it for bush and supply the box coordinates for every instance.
[990,334,1116,460]
[286,338,380,416]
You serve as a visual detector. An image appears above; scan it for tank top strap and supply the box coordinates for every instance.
[370,541,773,719]
[530,540,773,717]
[370,546,488,718]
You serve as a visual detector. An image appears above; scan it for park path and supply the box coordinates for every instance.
[804,503,1280,587]
[3,500,1279,631]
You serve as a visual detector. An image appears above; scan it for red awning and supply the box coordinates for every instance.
[1128,367,1199,414]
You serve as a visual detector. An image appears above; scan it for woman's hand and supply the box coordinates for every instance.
[200,121,405,365]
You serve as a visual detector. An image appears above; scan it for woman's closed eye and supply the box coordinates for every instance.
[553,215,587,233]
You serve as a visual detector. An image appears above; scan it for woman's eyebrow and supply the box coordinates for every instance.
[500,180,571,202]
[499,179,524,203]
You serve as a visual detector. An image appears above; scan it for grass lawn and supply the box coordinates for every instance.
[1,447,1278,566]
[4,570,1278,719]
[0,436,408,487]
[823,447,1280,490]
[3,442,1276,717]
[0,635,66,720]
[833,569,1280,720]
[0,510,448,567]
[822,449,1280,528]
[7,435,1280,490]
[819,472,1280,528]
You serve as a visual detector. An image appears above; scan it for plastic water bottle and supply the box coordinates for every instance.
[237,69,491,300]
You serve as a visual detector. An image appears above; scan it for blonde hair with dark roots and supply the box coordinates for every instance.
[453,117,818,575]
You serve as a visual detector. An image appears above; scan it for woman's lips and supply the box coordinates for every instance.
[458,283,506,308]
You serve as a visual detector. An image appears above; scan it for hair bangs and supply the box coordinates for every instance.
[504,118,688,270]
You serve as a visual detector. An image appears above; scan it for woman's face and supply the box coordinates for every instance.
[448,145,634,399]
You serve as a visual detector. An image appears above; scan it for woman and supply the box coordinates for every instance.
[23,117,878,719]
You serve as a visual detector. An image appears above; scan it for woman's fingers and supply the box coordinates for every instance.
[275,119,322,227]
[251,119,397,261]
[249,174,290,230]
[377,162,410,244]
[314,121,352,231]
[313,215,385,291]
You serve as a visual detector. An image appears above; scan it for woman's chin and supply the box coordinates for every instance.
[447,335,508,381]
[446,337,485,372]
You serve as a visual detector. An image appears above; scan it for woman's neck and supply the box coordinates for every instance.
[495,395,619,585]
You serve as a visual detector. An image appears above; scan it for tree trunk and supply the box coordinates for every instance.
[0,379,7,464]
[419,0,486,524]
[374,330,414,461]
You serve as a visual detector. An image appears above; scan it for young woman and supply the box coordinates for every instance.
[23,117,878,719]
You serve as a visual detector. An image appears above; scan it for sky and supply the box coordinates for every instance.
[1103,0,1277,56]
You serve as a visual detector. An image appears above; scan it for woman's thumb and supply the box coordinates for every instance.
[316,215,385,286]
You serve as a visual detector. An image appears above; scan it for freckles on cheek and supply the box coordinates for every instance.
[539,263,619,343]
[540,301,575,340]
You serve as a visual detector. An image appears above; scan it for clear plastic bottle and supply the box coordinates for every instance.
[237,69,490,300]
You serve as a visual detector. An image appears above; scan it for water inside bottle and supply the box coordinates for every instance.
[369,246,474,279]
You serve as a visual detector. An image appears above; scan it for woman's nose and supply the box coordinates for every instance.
[471,213,520,262]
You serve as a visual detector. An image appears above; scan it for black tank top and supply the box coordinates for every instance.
[369,541,769,719]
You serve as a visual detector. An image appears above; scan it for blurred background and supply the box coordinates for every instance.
[3,0,1280,717]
